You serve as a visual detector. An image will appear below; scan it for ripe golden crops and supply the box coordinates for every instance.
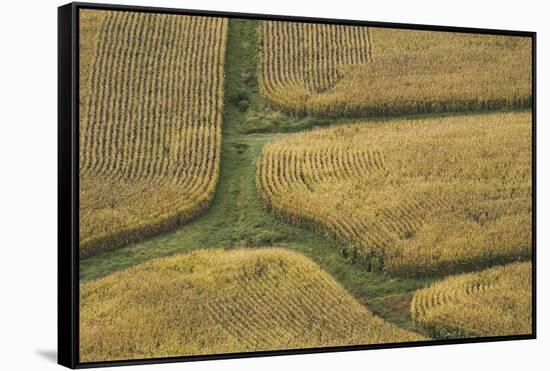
[77,11,533,349]
[258,21,531,116]
[80,248,424,361]
[79,10,227,257]
[257,112,532,276]
[411,262,532,338]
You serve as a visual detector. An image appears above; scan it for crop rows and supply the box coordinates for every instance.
[79,248,424,362]
[258,21,372,115]
[79,10,228,257]
[77,12,533,349]
[410,262,532,338]
[258,21,531,117]
[257,112,532,276]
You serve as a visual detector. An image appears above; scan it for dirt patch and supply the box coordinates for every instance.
[384,294,413,317]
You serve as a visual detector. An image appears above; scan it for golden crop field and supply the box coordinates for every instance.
[411,262,532,338]
[79,10,228,257]
[258,21,531,116]
[257,112,532,276]
[80,248,424,362]
[76,12,533,361]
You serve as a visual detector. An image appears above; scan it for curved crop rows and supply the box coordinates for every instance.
[258,21,372,115]
[258,21,531,117]
[79,10,228,257]
[79,248,424,362]
[410,262,532,338]
[257,112,532,276]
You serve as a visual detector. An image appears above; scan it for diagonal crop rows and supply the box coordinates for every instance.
[79,10,228,257]
[410,262,532,338]
[257,112,532,276]
[79,249,425,362]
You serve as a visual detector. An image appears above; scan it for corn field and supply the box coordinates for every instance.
[79,248,424,362]
[258,21,372,115]
[258,21,531,117]
[257,112,532,276]
[79,10,228,257]
[77,11,533,351]
[410,262,532,338]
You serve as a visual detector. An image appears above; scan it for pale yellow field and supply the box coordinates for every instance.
[411,262,532,337]
[79,10,227,257]
[80,248,424,362]
[257,112,532,276]
[258,21,531,116]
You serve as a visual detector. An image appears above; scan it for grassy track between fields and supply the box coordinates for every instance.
[80,19,436,332]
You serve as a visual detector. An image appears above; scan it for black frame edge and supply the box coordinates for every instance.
[71,1,535,36]
[75,335,535,369]
[58,2,78,369]
[531,32,537,339]
[59,2,537,368]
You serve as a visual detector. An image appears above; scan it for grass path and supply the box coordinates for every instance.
[80,19,434,332]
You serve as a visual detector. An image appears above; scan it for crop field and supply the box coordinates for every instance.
[79,10,227,257]
[411,262,532,338]
[78,13,533,363]
[258,112,532,276]
[258,21,531,116]
[80,249,424,362]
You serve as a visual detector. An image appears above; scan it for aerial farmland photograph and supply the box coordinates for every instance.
[77,8,533,363]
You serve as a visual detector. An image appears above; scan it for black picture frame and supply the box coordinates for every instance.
[58,2,537,369]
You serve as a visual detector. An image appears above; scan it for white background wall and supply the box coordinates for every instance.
[0,0,545,369]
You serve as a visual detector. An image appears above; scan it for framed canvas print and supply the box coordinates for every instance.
[58,2,536,368]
